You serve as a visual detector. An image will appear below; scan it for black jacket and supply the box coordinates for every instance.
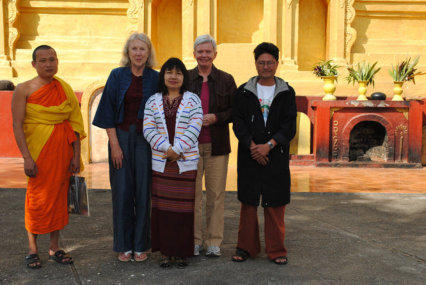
[188,65,237,155]
[232,76,297,207]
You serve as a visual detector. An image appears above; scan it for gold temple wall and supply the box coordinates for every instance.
[6,0,130,87]
[216,0,263,44]
[0,0,425,169]
[151,0,182,68]
[0,0,425,95]
[298,0,327,71]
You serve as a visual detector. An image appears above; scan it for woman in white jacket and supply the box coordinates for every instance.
[143,58,202,268]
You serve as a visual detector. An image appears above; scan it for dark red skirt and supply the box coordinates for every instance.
[151,161,196,257]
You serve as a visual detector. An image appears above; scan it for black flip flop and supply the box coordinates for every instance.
[175,257,188,269]
[26,253,41,269]
[231,248,250,262]
[271,256,288,265]
[49,250,73,265]
[159,256,172,268]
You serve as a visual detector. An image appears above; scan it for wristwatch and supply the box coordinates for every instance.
[267,141,274,149]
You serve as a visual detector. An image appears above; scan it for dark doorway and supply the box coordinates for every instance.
[349,121,387,162]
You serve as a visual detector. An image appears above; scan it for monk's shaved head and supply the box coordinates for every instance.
[32,45,55,61]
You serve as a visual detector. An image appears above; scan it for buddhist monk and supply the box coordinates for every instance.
[11,45,86,269]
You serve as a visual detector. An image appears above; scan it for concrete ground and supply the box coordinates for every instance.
[0,189,425,284]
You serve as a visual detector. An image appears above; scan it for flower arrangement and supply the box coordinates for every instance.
[389,56,422,83]
[313,60,339,78]
[346,61,381,86]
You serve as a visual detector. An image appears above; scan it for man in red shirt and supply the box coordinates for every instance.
[188,34,237,257]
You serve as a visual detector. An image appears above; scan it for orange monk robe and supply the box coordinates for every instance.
[24,77,86,234]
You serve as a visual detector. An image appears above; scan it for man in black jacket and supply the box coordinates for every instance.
[231,42,297,265]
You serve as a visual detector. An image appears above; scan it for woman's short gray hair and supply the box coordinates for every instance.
[120,33,156,68]
[193,34,217,52]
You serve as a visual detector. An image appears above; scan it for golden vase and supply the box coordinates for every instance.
[392,81,404,101]
[356,81,368,101]
[322,76,337,101]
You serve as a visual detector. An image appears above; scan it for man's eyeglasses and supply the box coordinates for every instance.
[256,61,277,67]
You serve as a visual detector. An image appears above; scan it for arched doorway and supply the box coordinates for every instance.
[349,121,387,162]
[89,89,109,163]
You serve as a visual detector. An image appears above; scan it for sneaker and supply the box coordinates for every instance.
[194,244,203,256]
[205,246,221,257]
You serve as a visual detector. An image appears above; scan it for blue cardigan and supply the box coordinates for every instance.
[93,66,159,129]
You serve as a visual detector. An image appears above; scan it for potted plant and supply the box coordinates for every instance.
[313,60,339,101]
[389,56,422,101]
[346,61,381,101]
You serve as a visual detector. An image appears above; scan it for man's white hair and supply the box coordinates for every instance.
[193,34,217,52]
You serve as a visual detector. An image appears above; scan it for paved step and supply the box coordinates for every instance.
[290,154,315,166]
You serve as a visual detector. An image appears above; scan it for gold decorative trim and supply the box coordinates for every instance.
[395,124,408,161]
[395,124,408,135]
[8,0,20,59]
[330,107,343,118]
[127,0,144,33]
[396,108,409,120]
[355,1,426,19]
[332,120,340,159]
[18,6,127,15]
[345,0,356,61]
[287,0,297,8]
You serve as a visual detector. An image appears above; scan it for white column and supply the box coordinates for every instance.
[263,0,278,43]
[326,0,346,65]
[182,0,196,66]
[281,0,298,70]
[197,0,211,36]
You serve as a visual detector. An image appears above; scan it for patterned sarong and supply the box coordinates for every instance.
[151,161,196,257]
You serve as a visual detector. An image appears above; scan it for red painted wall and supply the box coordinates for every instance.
[0,90,83,158]
[0,91,20,157]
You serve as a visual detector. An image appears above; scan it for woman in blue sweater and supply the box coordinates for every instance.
[93,33,158,262]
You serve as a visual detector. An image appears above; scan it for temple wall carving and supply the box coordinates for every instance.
[345,0,356,60]
[8,0,19,59]
[127,0,143,33]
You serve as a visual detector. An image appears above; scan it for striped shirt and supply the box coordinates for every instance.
[143,91,203,173]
